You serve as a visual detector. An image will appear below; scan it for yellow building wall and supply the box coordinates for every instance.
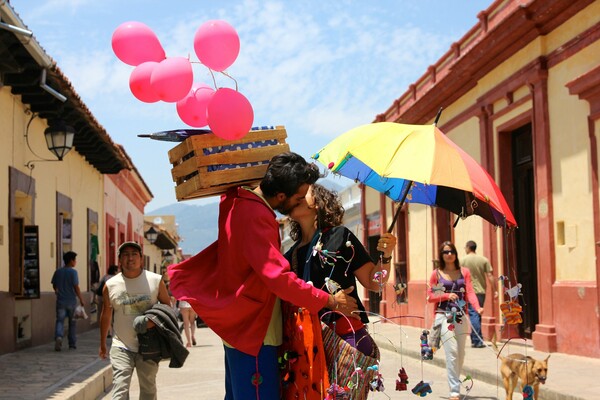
[547,41,600,282]
[0,88,18,292]
[1,86,105,294]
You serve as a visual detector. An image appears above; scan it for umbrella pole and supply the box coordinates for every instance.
[433,107,444,126]
[387,180,413,233]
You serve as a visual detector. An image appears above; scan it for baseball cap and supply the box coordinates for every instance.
[118,241,142,256]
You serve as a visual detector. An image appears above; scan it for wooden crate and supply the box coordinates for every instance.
[169,126,290,201]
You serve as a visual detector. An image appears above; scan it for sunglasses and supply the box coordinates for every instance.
[442,250,455,255]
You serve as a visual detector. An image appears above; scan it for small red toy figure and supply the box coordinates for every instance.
[395,367,409,391]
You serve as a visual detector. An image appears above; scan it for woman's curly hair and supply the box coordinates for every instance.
[289,183,345,242]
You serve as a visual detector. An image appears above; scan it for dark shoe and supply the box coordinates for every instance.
[55,337,62,351]
[192,337,197,346]
[472,343,486,348]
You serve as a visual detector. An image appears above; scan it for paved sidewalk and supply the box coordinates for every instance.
[370,319,600,400]
[0,329,111,400]
[1,321,599,399]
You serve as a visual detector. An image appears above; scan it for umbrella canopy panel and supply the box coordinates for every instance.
[314,122,516,228]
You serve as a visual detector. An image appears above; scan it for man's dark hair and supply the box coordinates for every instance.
[63,251,77,265]
[466,240,477,252]
[260,152,320,197]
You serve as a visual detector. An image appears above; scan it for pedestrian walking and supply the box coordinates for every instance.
[461,240,497,347]
[51,251,85,351]
[99,241,171,400]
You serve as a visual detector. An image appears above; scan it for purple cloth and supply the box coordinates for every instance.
[338,327,377,357]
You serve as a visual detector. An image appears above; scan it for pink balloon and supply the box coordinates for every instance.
[207,88,254,140]
[150,57,194,103]
[112,21,165,66]
[194,20,240,72]
[176,84,215,127]
[129,62,160,103]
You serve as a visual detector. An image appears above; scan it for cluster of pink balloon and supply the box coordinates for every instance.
[112,20,253,140]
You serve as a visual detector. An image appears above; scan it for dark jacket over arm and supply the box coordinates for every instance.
[138,303,189,368]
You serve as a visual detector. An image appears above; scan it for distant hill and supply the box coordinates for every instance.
[148,202,219,255]
[147,178,349,255]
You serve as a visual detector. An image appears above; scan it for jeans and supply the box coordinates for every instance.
[224,344,279,400]
[468,293,486,346]
[110,346,159,400]
[435,311,468,397]
[55,304,76,347]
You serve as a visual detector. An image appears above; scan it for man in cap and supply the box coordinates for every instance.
[99,241,171,399]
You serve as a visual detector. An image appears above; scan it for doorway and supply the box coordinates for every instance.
[511,124,539,338]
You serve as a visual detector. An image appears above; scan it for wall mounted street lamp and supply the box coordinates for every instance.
[44,121,75,160]
[145,226,158,244]
[163,250,174,263]
[24,114,75,168]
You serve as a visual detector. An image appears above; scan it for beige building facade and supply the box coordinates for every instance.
[363,0,600,357]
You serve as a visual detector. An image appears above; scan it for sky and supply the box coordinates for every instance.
[12,0,490,211]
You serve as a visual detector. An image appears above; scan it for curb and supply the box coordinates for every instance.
[47,363,112,400]
[373,338,581,400]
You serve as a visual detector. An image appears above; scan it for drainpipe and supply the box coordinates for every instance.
[0,1,54,68]
[1,1,66,102]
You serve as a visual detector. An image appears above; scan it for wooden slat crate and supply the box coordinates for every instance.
[169,126,290,201]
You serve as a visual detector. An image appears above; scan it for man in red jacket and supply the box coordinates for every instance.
[169,152,357,399]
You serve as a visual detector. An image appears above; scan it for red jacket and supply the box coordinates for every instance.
[168,187,329,356]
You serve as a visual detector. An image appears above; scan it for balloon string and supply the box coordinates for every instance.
[220,71,238,91]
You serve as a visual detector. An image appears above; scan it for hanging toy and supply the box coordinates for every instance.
[393,282,407,304]
[395,367,409,391]
[251,372,263,386]
[368,365,385,392]
[420,330,433,360]
[325,382,350,400]
[373,269,388,284]
[447,306,463,325]
[324,277,342,294]
[505,282,523,300]
[411,380,433,397]
[430,282,446,294]
[461,374,473,392]
[523,384,534,399]
[312,240,323,256]
[499,276,523,300]
[500,300,523,325]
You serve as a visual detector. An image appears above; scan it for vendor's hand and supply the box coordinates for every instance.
[477,307,484,315]
[334,287,360,320]
[376,233,397,257]
[448,293,459,301]
[99,343,108,359]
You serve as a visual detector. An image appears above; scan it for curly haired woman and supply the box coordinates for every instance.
[281,183,396,399]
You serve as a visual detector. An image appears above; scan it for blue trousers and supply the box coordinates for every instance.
[468,293,486,346]
[55,304,76,347]
[224,344,279,400]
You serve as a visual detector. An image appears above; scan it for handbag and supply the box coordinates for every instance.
[280,303,330,400]
[74,305,88,320]
[321,323,380,400]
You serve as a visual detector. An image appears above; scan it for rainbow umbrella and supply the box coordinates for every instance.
[313,122,516,230]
